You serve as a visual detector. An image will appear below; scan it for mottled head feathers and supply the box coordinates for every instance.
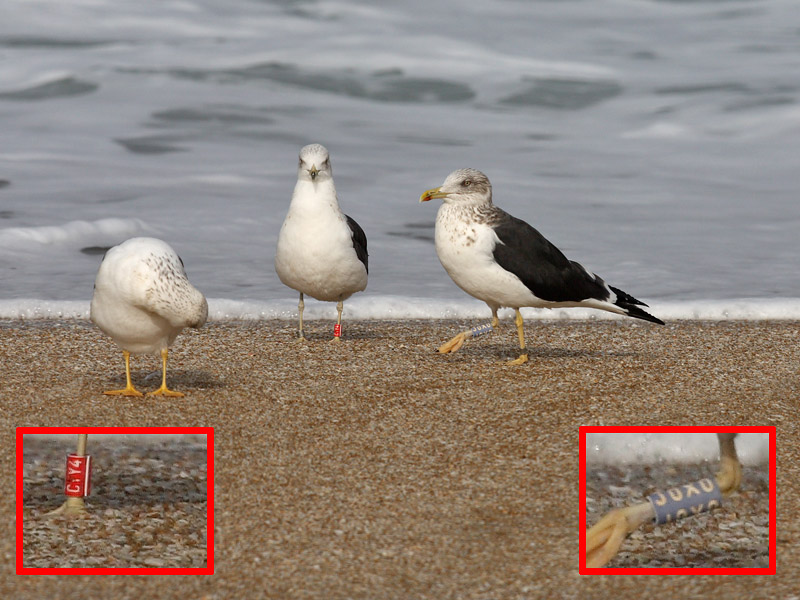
[298,144,332,182]
[421,168,492,206]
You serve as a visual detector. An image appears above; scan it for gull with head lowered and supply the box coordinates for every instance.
[90,237,207,396]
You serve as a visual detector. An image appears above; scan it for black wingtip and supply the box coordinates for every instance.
[622,303,665,325]
[609,285,665,325]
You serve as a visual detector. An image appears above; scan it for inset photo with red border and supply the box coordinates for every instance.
[17,427,214,574]
[580,426,774,575]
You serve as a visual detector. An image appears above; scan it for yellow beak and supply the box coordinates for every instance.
[420,186,448,202]
[309,165,319,180]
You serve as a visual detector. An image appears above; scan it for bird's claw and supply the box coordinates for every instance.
[43,497,88,517]
[438,332,467,353]
[716,455,743,495]
[586,502,654,568]
[147,385,185,398]
[506,353,529,366]
[103,386,144,397]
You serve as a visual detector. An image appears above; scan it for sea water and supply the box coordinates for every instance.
[2,0,799,321]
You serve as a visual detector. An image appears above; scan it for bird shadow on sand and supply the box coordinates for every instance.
[275,325,386,342]
[101,369,224,392]
[530,345,641,360]
[450,343,642,362]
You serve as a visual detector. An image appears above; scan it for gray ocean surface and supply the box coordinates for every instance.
[1,0,799,319]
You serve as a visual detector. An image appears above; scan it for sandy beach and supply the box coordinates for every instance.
[2,318,798,598]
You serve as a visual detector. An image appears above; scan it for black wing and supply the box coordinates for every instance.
[345,214,368,274]
[491,211,608,303]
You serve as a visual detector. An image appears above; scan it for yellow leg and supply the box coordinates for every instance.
[44,496,87,516]
[148,348,185,397]
[331,300,343,343]
[104,350,143,396]
[506,309,528,365]
[716,433,742,495]
[438,331,467,353]
[297,293,306,341]
[440,308,500,354]
[586,502,655,568]
[44,434,89,517]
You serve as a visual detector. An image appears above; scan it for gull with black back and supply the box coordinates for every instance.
[420,168,663,364]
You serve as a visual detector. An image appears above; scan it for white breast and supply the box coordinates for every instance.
[435,204,540,310]
[275,180,368,302]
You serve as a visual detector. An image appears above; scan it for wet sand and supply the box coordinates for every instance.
[2,319,798,598]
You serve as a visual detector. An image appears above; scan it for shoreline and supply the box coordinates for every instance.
[1,295,800,321]
[3,319,798,597]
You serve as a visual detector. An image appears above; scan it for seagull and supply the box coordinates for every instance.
[420,168,663,364]
[275,143,368,341]
[90,237,208,397]
[586,433,743,568]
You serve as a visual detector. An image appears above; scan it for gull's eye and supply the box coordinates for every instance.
[462,179,472,187]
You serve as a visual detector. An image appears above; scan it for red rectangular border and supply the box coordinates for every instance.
[579,426,775,575]
[17,426,214,575]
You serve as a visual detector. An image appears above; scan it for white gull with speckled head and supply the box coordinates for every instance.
[275,143,368,340]
[90,236,207,396]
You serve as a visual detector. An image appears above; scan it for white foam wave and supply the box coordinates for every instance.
[210,296,800,322]
[622,107,800,141]
[586,433,769,466]
[0,300,90,320]
[654,298,800,320]
[0,218,150,249]
[207,296,507,321]
[1,296,798,321]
